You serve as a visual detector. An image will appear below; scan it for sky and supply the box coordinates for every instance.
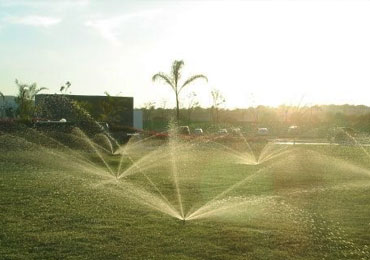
[1,0,370,109]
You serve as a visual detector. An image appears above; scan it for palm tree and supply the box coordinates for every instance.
[152,60,207,121]
[15,79,47,120]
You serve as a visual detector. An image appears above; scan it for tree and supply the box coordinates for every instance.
[99,91,126,122]
[159,98,168,120]
[14,79,47,120]
[0,91,4,118]
[183,92,199,122]
[143,102,156,129]
[152,60,207,121]
[278,105,290,124]
[211,88,225,124]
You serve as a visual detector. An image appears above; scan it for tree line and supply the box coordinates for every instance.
[1,59,370,136]
[140,104,370,134]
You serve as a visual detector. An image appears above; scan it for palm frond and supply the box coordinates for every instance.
[27,83,37,96]
[180,74,208,92]
[28,85,47,99]
[35,87,48,94]
[152,72,175,90]
[171,60,184,85]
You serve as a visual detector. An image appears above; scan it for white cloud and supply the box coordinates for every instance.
[85,16,123,45]
[0,0,89,8]
[5,15,61,27]
[85,9,161,45]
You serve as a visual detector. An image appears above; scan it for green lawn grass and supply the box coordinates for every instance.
[1,132,370,259]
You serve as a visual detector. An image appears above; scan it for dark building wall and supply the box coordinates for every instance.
[35,94,133,127]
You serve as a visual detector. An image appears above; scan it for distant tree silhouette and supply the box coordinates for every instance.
[143,102,156,129]
[152,60,207,121]
[183,92,199,122]
[211,88,225,124]
[0,91,5,118]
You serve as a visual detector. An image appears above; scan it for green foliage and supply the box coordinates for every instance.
[141,104,370,137]
[14,79,47,120]
[0,91,5,118]
[37,94,102,136]
[98,92,128,122]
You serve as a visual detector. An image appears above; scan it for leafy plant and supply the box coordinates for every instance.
[14,79,47,120]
